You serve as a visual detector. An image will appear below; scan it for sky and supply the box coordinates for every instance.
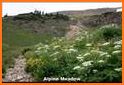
[2,2,122,16]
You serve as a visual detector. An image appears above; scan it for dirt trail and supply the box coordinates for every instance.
[66,21,87,39]
[3,55,33,82]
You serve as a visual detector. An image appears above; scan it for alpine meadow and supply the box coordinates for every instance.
[2,6,122,82]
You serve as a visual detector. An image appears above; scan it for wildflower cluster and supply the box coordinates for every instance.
[24,26,122,82]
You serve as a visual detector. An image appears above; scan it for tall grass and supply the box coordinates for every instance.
[2,22,52,76]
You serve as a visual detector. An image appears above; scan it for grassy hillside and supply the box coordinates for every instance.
[2,9,122,82]
[2,21,53,76]
[2,11,71,76]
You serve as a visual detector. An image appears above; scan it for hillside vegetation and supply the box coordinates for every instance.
[2,10,70,76]
[2,9,122,82]
[24,25,122,82]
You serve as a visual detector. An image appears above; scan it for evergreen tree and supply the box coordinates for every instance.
[4,13,8,18]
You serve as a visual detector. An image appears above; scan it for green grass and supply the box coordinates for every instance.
[2,21,53,76]
[2,15,70,77]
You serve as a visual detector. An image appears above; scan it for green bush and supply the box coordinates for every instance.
[93,26,122,42]
[102,27,121,40]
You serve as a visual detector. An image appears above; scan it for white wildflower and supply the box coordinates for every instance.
[83,53,91,57]
[84,31,88,35]
[73,66,81,70]
[86,43,92,47]
[77,57,84,59]
[93,69,98,73]
[100,52,108,57]
[106,54,111,58]
[37,47,42,50]
[102,42,110,46]
[112,50,121,55]
[114,68,122,72]
[114,40,122,45]
[78,54,82,57]
[70,45,74,48]
[68,48,77,52]
[64,49,68,52]
[59,39,63,42]
[54,45,60,49]
[75,38,81,41]
[82,61,93,66]
[114,45,121,49]
[34,50,42,55]
[44,45,49,49]
[81,36,85,39]
[98,60,104,63]
[100,25,110,29]
[75,37,84,41]
[50,52,59,56]
[44,45,49,47]
[53,58,57,61]
[77,55,84,61]
[34,50,40,53]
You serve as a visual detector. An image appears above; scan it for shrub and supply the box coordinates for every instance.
[102,27,121,40]
[92,26,121,42]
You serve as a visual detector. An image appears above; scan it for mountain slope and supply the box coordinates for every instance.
[58,7,121,16]
[2,8,122,78]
